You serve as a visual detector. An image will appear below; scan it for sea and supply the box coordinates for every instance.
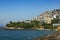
[0,30,55,40]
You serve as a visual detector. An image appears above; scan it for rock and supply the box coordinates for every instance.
[33,30,60,40]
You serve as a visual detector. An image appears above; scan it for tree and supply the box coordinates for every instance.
[42,23,53,29]
[6,20,41,29]
[10,21,13,24]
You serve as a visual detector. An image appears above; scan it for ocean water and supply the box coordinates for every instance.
[0,30,55,40]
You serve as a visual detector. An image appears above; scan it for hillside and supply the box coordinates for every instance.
[34,9,60,20]
[41,9,60,17]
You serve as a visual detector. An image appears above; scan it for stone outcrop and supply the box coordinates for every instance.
[33,29,60,40]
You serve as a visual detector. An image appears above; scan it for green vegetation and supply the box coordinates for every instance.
[6,9,60,29]
[6,18,60,29]
[6,20,42,29]
[42,23,53,29]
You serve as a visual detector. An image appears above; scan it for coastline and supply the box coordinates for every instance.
[0,27,57,40]
[0,27,55,31]
[33,29,60,40]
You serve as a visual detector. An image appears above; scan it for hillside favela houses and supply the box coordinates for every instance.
[6,9,60,30]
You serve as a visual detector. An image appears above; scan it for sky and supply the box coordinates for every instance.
[0,0,60,26]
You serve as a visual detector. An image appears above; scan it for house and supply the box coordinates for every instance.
[23,20,31,23]
[33,16,53,24]
[53,24,60,27]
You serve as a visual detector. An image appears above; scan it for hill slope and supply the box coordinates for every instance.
[34,9,60,20]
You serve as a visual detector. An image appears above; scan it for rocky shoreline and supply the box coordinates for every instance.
[0,27,53,30]
[33,30,60,40]
[0,27,60,40]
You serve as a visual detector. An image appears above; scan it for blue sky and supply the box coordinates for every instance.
[0,0,60,26]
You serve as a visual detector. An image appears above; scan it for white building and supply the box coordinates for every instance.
[33,16,53,24]
[53,15,56,19]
